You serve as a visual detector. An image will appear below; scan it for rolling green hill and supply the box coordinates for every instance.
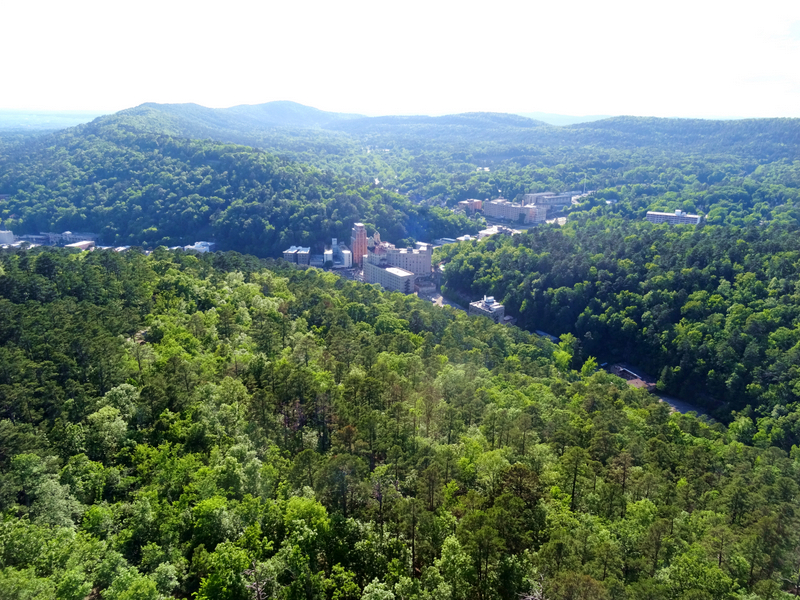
[3,101,800,252]
[119,101,364,138]
[98,102,800,159]
[0,115,476,251]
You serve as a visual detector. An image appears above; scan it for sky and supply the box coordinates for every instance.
[3,0,800,119]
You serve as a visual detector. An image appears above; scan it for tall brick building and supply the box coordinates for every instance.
[351,223,368,267]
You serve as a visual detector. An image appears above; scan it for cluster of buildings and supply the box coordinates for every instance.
[0,228,217,254]
[363,229,433,294]
[12,230,99,246]
[282,245,311,265]
[434,225,517,246]
[282,223,434,294]
[457,191,585,226]
[283,239,353,269]
[459,197,702,228]
[280,221,525,295]
[0,229,101,250]
[645,210,702,225]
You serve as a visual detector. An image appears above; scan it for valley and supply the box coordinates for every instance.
[0,102,798,600]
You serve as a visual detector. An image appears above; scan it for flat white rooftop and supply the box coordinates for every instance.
[647,210,700,217]
[386,267,414,277]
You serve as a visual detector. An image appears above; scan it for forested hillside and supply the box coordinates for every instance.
[568,117,800,158]
[1,248,798,600]
[439,219,800,429]
[4,103,800,254]
[0,118,475,253]
[92,102,800,158]
[138,101,363,132]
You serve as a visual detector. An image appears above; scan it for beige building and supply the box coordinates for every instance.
[363,239,431,293]
[483,199,546,224]
[457,199,483,213]
[364,262,415,293]
[368,241,432,276]
[646,210,702,225]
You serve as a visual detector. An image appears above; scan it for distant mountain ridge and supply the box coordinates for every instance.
[516,111,612,126]
[95,101,800,158]
[101,102,556,148]
[6,101,800,163]
[140,100,364,130]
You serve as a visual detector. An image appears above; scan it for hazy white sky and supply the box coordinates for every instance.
[3,0,800,118]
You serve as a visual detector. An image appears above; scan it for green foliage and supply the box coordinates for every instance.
[0,248,797,600]
[441,219,800,432]
[0,119,478,254]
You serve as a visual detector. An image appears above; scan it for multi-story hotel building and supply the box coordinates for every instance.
[457,198,483,213]
[367,241,432,276]
[362,238,432,293]
[363,263,415,293]
[646,210,702,225]
[483,199,547,224]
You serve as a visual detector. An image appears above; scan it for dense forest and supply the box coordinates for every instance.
[1,104,800,599]
[438,219,800,432]
[0,119,476,253]
[1,248,799,600]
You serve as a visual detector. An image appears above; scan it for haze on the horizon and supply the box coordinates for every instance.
[3,0,799,120]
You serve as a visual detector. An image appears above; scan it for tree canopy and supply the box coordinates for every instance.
[0,248,797,600]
